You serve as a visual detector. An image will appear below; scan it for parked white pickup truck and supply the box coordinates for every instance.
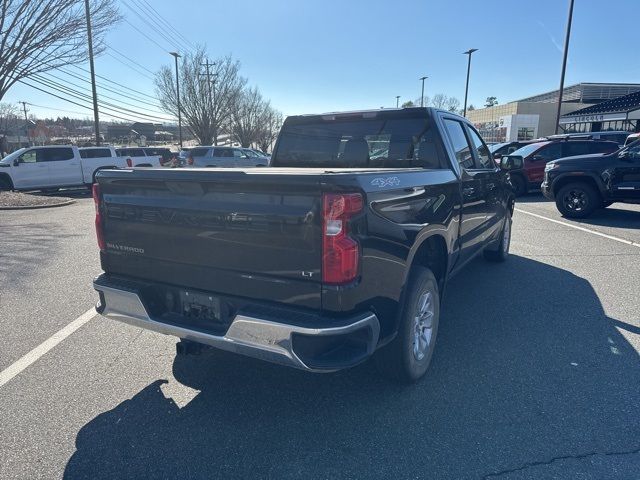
[0,145,158,192]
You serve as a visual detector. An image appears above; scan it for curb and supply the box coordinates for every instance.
[0,199,76,210]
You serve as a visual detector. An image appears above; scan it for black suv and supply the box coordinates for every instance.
[542,140,640,218]
[507,139,619,196]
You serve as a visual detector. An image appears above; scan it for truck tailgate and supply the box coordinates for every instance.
[97,169,323,309]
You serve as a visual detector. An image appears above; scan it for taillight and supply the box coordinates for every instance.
[92,183,106,251]
[126,157,132,167]
[322,193,363,285]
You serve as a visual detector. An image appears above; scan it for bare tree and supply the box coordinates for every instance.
[0,102,19,133]
[155,47,246,145]
[0,0,121,102]
[431,94,448,109]
[446,97,461,113]
[256,108,282,153]
[231,86,270,148]
[401,100,415,108]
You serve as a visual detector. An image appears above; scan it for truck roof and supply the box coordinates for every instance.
[284,107,460,123]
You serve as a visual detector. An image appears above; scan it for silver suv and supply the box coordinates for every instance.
[186,146,269,167]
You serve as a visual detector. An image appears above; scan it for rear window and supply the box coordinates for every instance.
[80,148,111,159]
[273,116,444,168]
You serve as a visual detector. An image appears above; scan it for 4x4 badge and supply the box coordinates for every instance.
[371,177,400,187]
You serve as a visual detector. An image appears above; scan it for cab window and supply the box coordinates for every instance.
[18,150,37,163]
[442,119,473,169]
[465,126,493,169]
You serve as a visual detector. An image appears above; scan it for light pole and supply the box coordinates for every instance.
[463,48,478,117]
[169,52,183,149]
[419,76,428,107]
[396,95,400,108]
[555,0,575,134]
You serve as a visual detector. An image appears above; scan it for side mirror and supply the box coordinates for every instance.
[493,153,503,160]
[500,155,523,171]
[618,150,629,159]
[13,159,19,166]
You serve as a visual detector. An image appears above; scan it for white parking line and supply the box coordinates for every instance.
[0,308,97,388]
[515,208,640,248]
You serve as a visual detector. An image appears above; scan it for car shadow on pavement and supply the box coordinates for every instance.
[572,207,640,230]
[63,256,640,479]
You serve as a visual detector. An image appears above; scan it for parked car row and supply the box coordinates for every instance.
[0,142,273,191]
[0,145,160,191]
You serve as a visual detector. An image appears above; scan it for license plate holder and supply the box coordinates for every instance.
[180,290,222,323]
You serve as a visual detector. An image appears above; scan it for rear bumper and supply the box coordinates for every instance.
[93,275,380,372]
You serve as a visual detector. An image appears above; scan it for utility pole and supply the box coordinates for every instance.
[463,49,478,117]
[84,0,101,145]
[419,76,428,107]
[200,59,217,144]
[555,0,575,134]
[396,95,400,108]
[169,52,182,148]
[19,101,28,146]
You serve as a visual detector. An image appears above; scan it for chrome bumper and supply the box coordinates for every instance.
[93,280,380,372]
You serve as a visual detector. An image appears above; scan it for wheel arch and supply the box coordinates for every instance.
[552,174,605,198]
[0,172,14,190]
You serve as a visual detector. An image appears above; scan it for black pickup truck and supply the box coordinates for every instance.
[92,108,519,382]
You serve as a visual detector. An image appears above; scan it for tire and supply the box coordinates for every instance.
[484,212,512,262]
[510,174,527,197]
[0,176,12,191]
[555,182,600,218]
[375,267,440,383]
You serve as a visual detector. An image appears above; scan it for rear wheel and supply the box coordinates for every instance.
[375,267,440,383]
[555,182,600,218]
[510,174,527,197]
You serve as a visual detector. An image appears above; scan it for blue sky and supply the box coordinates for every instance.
[6,0,640,122]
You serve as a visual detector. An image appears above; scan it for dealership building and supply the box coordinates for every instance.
[466,83,640,142]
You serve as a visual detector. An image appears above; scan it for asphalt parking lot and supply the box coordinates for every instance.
[1,192,639,480]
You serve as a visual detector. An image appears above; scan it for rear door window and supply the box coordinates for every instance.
[80,148,111,159]
[534,143,562,161]
[40,148,74,161]
[213,148,233,158]
[563,142,592,157]
[190,147,211,157]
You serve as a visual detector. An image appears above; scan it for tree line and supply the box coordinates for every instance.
[155,47,282,151]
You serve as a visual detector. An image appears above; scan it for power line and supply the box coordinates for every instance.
[135,0,196,51]
[67,64,160,101]
[24,75,174,122]
[53,68,163,109]
[18,79,145,123]
[121,1,190,53]
[105,52,156,81]
[106,44,156,75]
[124,0,193,53]
[37,72,171,117]
[122,18,172,52]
